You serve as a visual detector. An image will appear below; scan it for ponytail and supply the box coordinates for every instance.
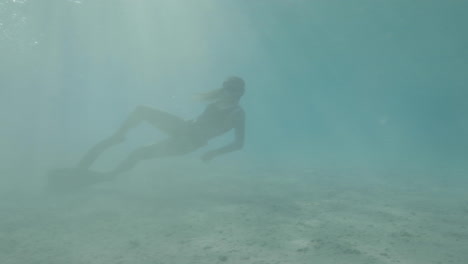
[195,88,224,102]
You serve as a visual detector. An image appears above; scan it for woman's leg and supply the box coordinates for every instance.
[113,105,186,139]
[105,138,198,178]
[76,136,124,169]
[77,105,186,169]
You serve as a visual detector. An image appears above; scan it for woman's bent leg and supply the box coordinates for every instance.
[106,138,198,177]
[78,105,186,169]
[114,105,186,139]
[77,135,124,169]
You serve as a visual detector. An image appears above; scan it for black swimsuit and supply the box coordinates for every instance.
[183,104,242,146]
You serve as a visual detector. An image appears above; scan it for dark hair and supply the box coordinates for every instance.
[197,76,245,102]
[222,76,245,98]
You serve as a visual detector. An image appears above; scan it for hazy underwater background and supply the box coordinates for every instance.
[1,0,467,263]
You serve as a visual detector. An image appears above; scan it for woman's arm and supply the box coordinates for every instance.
[201,110,245,162]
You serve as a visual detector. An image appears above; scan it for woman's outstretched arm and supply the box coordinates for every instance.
[201,110,245,162]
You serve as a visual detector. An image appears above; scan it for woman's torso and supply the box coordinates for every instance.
[188,103,243,143]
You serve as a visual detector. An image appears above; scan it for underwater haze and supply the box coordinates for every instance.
[1,0,468,263]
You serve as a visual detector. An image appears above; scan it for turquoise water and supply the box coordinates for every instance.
[1,1,467,263]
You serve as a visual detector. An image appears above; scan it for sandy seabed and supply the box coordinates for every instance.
[1,162,467,264]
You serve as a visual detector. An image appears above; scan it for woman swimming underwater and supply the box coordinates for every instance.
[74,76,246,182]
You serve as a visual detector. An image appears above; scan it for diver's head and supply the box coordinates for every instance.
[221,76,245,100]
[196,76,245,105]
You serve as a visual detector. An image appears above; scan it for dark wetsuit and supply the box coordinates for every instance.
[180,103,245,148]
